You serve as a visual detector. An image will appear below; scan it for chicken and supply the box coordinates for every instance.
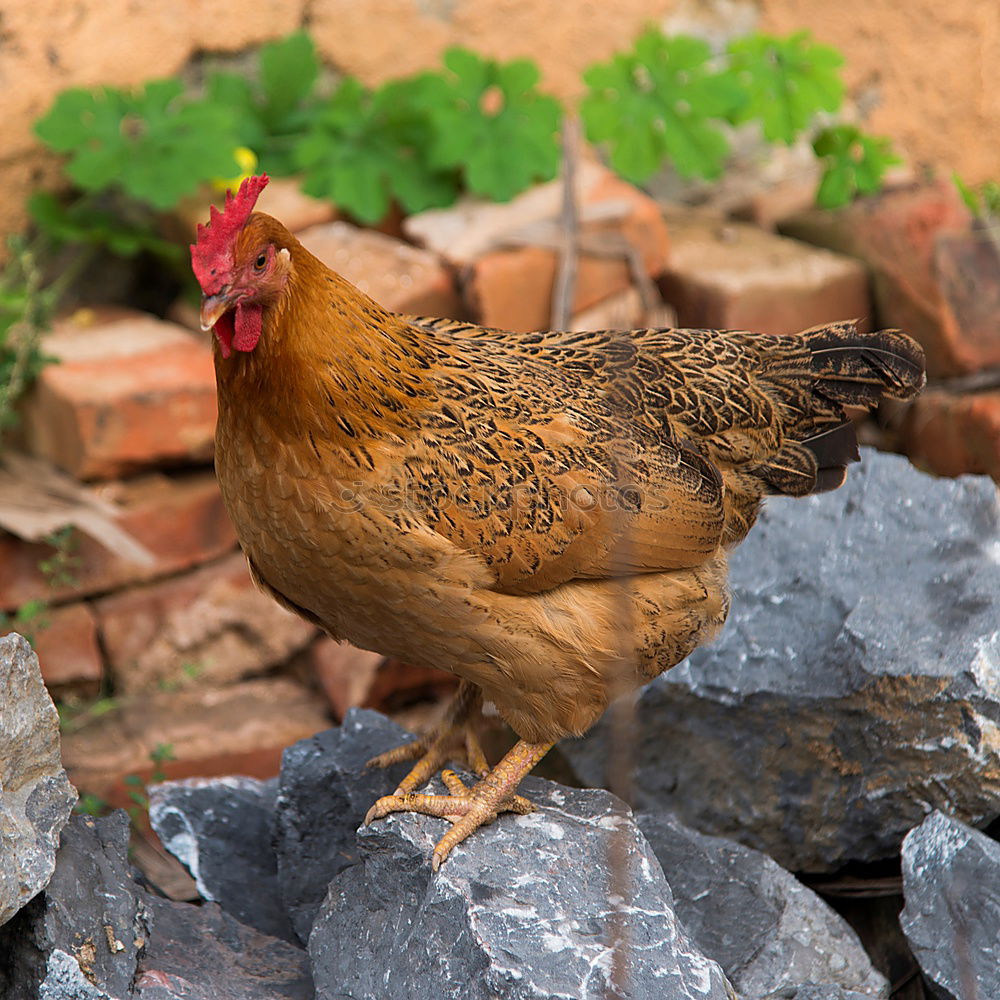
[192,175,926,869]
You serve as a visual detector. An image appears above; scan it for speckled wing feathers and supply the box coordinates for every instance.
[401,316,923,572]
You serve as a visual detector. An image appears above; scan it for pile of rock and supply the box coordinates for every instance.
[4,441,1000,1000]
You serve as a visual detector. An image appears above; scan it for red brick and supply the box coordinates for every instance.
[779,181,980,376]
[19,309,217,480]
[658,211,871,336]
[0,470,237,611]
[309,636,384,722]
[61,677,331,810]
[405,162,669,332]
[469,245,635,333]
[1,602,102,690]
[902,389,1000,482]
[297,221,462,317]
[95,551,317,695]
[363,658,459,714]
[308,637,459,721]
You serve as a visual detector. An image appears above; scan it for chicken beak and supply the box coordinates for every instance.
[200,292,236,332]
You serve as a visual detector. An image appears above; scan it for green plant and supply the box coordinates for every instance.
[953,173,1000,220]
[294,75,460,223]
[725,31,844,144]
[157,658,207,692]
[581,30,742,183]
[58,695,120,735]
[0,237,59,437]
[294,48,562,221]
[206,30,322,176]
[74,792,110,816]
[31,26,900,254]
[123,742,176,816]
[0,598,50,645]
[581,24,897,209]
[38,526,82,590]
[813,124,901,208]
[35,80,242,210]
[425,48,563,201]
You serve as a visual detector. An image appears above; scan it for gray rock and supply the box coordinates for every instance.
[39,949,125,1000]
[0,633,78,925]
[148,776,296,943]
[135,897,312,1000]
[564,452,1000,870]
[310,776,735,1000]
[0,807,313,1000]
[900,810,1000,1000]
[0,811,142,1000]
[273,708,417,943]
[637,810,887,998]
[757,988,876,1000]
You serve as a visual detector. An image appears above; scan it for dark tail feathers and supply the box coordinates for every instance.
[759,321,925,497]
[802,320,926,406]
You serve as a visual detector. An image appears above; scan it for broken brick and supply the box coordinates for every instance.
[902,389,1000,482]
[0,470,237,611]
[19,309,217,480]
[2,601,102,691]
[309,636,384,722]
[658,211,871,336]
[406,162,669,332]
[779,180,981,376]
[94,551,317,695]
[297,221,462,317]
[61,677,331,811]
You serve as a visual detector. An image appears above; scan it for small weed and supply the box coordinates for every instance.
[0,598,51,646]
[38,526,82,591]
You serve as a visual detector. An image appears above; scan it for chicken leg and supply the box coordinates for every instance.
[365,737,555,869]
[365,680,493,791]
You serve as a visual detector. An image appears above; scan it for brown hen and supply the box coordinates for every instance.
[192,176,925,868]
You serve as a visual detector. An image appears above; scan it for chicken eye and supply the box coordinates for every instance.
[254,252,268,271]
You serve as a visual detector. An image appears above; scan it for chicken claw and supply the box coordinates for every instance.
[365,681,491,794]
[365,738,554,869]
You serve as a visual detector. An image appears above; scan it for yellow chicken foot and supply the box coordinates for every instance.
[365,738,555,870]
[365,680,491,794]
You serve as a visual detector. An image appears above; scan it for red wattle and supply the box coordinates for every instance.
[214,312,234,359]
[234,303,263,352]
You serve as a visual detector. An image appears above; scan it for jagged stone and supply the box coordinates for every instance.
[135,897,312,1000]
[757,987,876,1000]
[0,812,141,1000]
[310,776,735,1000]
[273,709,416,943]
[900,811,1000,1000]
[0,633,77,926]
[0,808,312,1000]
[148,776,295,943]
[637,810,886,997]
[39,949,124,999]
[564,451,1000,871]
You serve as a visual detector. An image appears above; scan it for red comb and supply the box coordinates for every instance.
[190,174,270,294]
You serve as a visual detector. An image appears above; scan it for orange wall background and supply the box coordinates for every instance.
[2,0,997,239]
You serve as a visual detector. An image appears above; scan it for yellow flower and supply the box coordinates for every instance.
[212,147,259,191]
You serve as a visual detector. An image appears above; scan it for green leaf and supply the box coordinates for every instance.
[259,30,319,129]
[581,29,741,183]
[35,80,243,210]
[813,124,901,209]
[427,47,562,201]
[293,73,459,222]
[726,31,844,144]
